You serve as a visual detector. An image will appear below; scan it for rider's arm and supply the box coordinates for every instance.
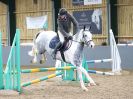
[68,13,79,35]
[58,20,70,38]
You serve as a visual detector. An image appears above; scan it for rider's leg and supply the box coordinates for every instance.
[52,31,64,59]
[52,42,62,59]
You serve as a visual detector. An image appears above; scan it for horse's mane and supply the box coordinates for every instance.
[73,29,84,41]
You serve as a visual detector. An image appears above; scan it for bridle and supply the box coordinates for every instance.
[61,30,93,51]
[82,32,93,46]
[72,30,93,46]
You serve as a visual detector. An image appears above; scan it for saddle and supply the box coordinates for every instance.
[49,36,72,61]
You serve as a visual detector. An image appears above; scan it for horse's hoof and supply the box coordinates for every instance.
[88,83,96,87]
[82,87,88,91]
[31,60,37,64]
[88,83,91,87]
[40,60,45,64]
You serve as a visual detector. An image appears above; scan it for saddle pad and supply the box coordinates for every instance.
[49,36,71,51]
[49,36,60,49]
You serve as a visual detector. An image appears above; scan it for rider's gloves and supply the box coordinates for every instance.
[67,36,73,40]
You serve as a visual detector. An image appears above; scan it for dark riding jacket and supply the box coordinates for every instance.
[57,13,79,38]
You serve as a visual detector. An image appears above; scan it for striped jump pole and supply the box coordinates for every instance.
[21,66,76,73]
[88,70,114,76]
[117,44,133,46]
[86,59,112,64]
[21,72,63,87]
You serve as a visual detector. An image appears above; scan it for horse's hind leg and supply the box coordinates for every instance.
[77,66,88,91]
[40,53,47,64]
[31,52,38,63]
[28,46,38,64]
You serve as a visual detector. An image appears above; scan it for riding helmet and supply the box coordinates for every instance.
[59,8,67,15]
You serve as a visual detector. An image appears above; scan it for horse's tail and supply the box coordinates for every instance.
[33,31,41,44]
[28,31,41,56]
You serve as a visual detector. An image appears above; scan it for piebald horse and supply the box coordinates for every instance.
[28,27,96,91]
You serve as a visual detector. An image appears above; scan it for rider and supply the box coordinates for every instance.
[52,8,79,59]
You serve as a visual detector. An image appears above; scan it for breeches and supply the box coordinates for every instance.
[58,31,65,43]
[58,31,72,43]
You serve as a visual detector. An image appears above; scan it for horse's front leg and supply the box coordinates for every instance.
[55,60,62,77]
[55,60,62,69]
[79,64,96,87]
[77,66,88,91]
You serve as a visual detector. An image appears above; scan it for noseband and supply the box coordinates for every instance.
[82,31,93,45]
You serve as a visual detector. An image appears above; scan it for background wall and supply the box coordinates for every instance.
[0,2,7,44]
[0,0,53,44]
[61,0,108,45]
[2,46,133,69]
[15,0,53,43]
[117,0,133,42]
[0,0,133,45]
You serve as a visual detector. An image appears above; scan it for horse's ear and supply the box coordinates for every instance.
[83,25,86,31]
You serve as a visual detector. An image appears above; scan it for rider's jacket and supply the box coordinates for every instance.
[57,13,79,38]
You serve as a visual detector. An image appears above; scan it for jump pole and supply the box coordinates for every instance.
[117,44,133,46]
[88,70,114,75]
[21,72,63,87]
[86,59,112,63]
[21,66,76,73]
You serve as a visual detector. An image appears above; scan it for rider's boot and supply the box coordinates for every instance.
[52,42,62,59]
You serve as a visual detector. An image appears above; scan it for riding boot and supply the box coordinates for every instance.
[52,42,62,59]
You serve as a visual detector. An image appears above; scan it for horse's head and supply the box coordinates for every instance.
[81,26,95,48]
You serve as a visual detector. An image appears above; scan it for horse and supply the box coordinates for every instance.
[28,27,96,91]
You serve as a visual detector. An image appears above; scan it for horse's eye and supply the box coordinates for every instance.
[84,35,87,37]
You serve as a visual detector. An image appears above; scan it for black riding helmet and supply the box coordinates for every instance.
[59,8,67,15]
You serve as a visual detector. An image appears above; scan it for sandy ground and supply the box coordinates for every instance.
[0,68,133,99]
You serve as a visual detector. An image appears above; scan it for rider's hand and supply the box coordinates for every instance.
[67,36,73,40]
